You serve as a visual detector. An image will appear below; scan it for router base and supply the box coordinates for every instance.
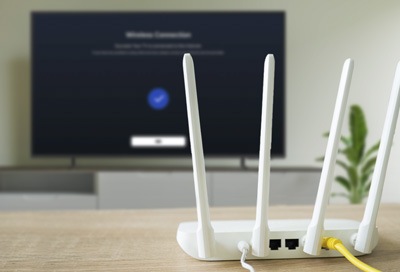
[177,219,378,260]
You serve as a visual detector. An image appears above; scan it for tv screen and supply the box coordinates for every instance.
[32,12,285,157]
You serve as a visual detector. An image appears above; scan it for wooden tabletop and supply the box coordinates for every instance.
[0,204,399,271]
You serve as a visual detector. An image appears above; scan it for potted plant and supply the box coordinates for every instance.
[318,105,380,204]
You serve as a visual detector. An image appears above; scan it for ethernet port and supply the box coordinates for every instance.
[269,239,281,250]
[285,239,299,250]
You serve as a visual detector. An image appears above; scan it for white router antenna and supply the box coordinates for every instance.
[182,53,216,259]
[303,59,354,255]
[251,54,274,257]
[355,61,400,253]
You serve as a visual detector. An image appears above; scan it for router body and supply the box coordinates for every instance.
[177,219,378,260]
[177,53,400,262]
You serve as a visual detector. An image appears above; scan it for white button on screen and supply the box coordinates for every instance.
[131,136,187,148]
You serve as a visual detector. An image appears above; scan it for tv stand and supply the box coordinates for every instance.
[0,167,321,210]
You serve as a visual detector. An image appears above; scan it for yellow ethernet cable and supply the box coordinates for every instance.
[322,237,381,272]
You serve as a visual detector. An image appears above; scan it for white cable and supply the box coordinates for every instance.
[238,241,256,272]
[240,250,255,272]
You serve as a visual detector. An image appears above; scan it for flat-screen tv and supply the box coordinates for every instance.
[32,12,285,157]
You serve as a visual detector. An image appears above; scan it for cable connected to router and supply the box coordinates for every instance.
[322,237,380,272]
[238,241,255,272]
[177,53,400,271]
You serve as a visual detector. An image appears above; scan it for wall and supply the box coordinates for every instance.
[1,0,400,202]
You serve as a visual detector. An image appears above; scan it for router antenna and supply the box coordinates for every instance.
[355,61,400,253]
[303,59,354,255]
[251,54,274,257]
[182,53,216,259]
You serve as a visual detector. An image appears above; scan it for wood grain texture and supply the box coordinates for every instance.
[0,204,399,271]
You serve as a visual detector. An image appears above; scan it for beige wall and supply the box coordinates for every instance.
[1,0,400,201]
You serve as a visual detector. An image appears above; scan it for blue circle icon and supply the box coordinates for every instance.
[147,88,170,110]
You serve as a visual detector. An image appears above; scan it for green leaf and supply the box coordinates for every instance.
[349,105,368,164]
[362,181,372,197]
[322,132,351,147]
[364,182,372,193]
[340,136,351,147]
[362,156,377,175]
[361,168,374,186]
[362,141,380,163]
[342,146,358,165]
[336,159,349,171]
[335,176,351,191]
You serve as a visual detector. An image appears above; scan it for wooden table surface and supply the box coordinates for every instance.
[0,204,399,271]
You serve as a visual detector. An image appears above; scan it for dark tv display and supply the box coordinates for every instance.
[32,12,285,156]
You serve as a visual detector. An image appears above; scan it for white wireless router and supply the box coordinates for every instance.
[177,53,400,261]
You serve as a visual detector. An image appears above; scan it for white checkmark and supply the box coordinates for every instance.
[154,94,165,103]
